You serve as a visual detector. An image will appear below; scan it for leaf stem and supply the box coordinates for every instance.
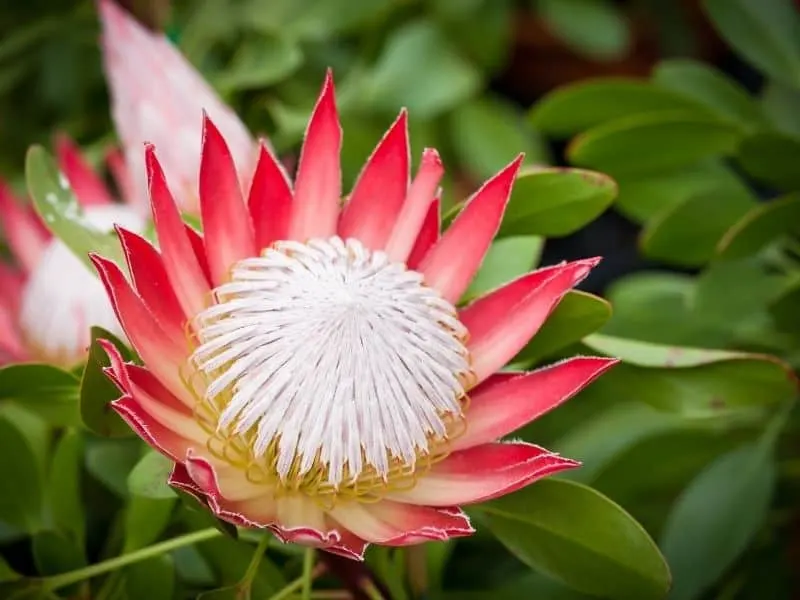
[42,528,220,591]
[301,547,316,600]
[267,562,325,600]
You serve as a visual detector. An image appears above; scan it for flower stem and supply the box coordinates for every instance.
[42,528,221,592]
[301,547,316,600]
[267,562,325,600]
[241,533,271,587]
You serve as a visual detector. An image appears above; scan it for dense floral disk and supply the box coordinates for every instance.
[93,63,617,558]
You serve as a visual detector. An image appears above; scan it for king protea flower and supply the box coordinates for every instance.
[0,136,143,367]
[98,0,255,213]
[92,72,617,559]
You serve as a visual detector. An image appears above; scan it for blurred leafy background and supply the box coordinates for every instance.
[1,0,800,599]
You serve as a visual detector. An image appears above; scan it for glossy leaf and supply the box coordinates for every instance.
[770,280,800,333]
[47,430,84,545]
[716,192,800,259]
[79,326,135,438]
[85,437,142,497]
[123,496,176,552]
[530,79,710,136]
[449,96,549,181]
[703,0,800,88]
[25,145,124,270]
[32,530,85,576]
[539,0,630,61]
[660,440,777,600]
[568,112,742,177]
[761,80,800,137]
[476,479,671,600]
[652,59,765,128]
[0,416,43,533]
[581,335,797,418]
[361,20,481,118]
[128,449,177,499]
[125,556,175,600]
[215,34,302,92]
[736,132,800,190]
[0,364,81,428]
[640,188,754,267]
[514,291,612,365]
[463,236,543,303]
[614,160,751,224]
[499,167,617,237]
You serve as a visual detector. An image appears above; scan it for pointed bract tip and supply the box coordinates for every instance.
[420,147,443,168]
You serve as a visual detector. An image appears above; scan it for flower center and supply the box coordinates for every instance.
[19,205,143,367]
[188,236,474,503]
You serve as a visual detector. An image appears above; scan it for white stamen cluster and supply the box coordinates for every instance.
[191,236,471,488]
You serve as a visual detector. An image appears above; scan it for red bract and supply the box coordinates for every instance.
[93,71,617,560]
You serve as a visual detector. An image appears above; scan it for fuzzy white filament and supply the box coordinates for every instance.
[191,236,471,488]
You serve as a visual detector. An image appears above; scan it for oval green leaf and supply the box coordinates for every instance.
[449,96,549,181]
[0,416,43,533]
[361,20,481,119]
[128,449,177,499]
[530,79,710,136]
[79,326,135,437]
[703,0,800,88]
[736,132,800,190]
[514,291,611,365]
[716,192,800,260]
[215,34,302,92]
[539,0,630,61]
[125,556,175,600]
[652,59,765,128]
[568,112,742,177]
[0,364,81,427]
[47,430,85,546]
[463,236,543,303]
[123,496,176,552]
[25,145,125,270]
[640,189,754,267]
[499,167,617,237]
[475,479,671,600]
[660,441,776,600]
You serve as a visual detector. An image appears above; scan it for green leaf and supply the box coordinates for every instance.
[449,96,549,181]
[32,530,86,576]
[530,79,710,136]
[652,59,765,128]
[581,334,797,418]
[554,402,687,484]
[463,236,543,303]
[124,556,175,600]
[85,437,142,497]
[25,146,124,270]
[123,496,176,552]
[716,192,800,259]
[0,416,43,533]
[702,0,800,88]
[79,327,135,438]
[436,0,513,73]
[736,132,800,190]
[761,80,800,138]
[514,291,611,365]
[174,489,239,540]
[568,112,742,177]
[0,364,81,428]
[614,160,752,224]
[603,272,726,347]
[197,586,240,599]
[361,20,480,119]
[639,189,755,267]
[476,479,670,600]
[539,0,631,61]
[196,536,286,596]
[499,167,617,237]
[47,430,85,546]
[215,34,302,92]
[770,279,800,333]
[660,440,777,600]
[128,449,177,499]
[0,557,19,583]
